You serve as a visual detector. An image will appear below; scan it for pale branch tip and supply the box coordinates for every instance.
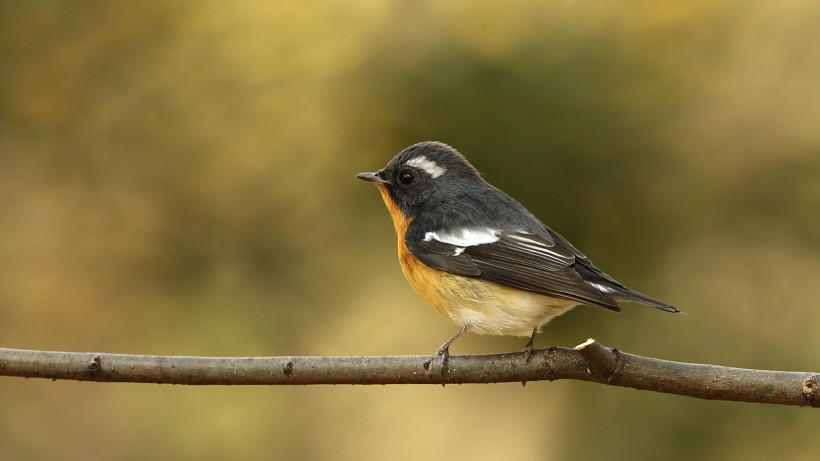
[0,340,817,408]
[574,337,621,380]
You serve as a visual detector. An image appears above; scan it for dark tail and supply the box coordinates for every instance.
[571,258,682,314]
[612,287,682,313]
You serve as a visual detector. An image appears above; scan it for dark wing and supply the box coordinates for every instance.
[406,228,621,311]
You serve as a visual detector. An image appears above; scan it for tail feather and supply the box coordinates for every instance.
[571,258,682,314]
[612,287,682,313]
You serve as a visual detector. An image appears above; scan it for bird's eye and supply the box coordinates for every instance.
[398,170,415,186]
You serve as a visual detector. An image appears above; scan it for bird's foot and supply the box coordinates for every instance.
[434,345,451,374]
[423,325,470,375]
[522,328,538,363]
[422,346,450,376]
[522,343,534,363]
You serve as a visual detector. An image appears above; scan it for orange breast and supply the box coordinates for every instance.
[375,184,458,321]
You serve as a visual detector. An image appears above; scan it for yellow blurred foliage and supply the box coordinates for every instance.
[1,1,818,460]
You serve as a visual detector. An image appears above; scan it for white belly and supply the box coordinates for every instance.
[448,284,580,336]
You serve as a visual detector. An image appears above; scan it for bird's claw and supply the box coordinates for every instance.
[433,346,451,375]
[522,328,538,362]
[522,343,534,363]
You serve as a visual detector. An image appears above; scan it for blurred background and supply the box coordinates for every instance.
[1,1,818,460]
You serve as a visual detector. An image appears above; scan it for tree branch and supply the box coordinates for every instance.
[1,339,817,407]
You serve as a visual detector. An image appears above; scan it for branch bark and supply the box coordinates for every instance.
[1,339,817,408]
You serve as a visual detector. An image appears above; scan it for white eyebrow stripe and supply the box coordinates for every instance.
[424,227,501,247]
[406,156,446,178]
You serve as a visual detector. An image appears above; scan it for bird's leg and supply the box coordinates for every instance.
[429,325,470,372]
[522,327,538,362]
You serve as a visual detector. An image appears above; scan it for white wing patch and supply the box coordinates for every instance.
[424,227,501,247]
[406,156,446,178]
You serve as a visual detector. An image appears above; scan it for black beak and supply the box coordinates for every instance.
[356,171,388,184]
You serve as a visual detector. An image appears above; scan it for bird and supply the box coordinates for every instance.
[357,141,680,363]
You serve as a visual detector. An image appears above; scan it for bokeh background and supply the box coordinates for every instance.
[1,1,818,460]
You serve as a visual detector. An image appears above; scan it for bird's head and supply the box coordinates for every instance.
[357,141,481,218]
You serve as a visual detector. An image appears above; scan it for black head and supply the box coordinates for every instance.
[357,141,482,217]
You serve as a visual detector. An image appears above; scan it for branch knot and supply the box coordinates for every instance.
[802,374,818,403]
[574,338,622,382]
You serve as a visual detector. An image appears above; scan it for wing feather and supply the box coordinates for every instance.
[406,228,620,310]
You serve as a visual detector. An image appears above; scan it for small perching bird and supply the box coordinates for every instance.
[357,141,680,362]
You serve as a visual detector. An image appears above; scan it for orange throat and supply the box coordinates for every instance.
[375,183,409,236]
[375,183,419,284]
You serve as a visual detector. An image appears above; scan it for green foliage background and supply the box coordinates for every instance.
[1,1,818,460]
